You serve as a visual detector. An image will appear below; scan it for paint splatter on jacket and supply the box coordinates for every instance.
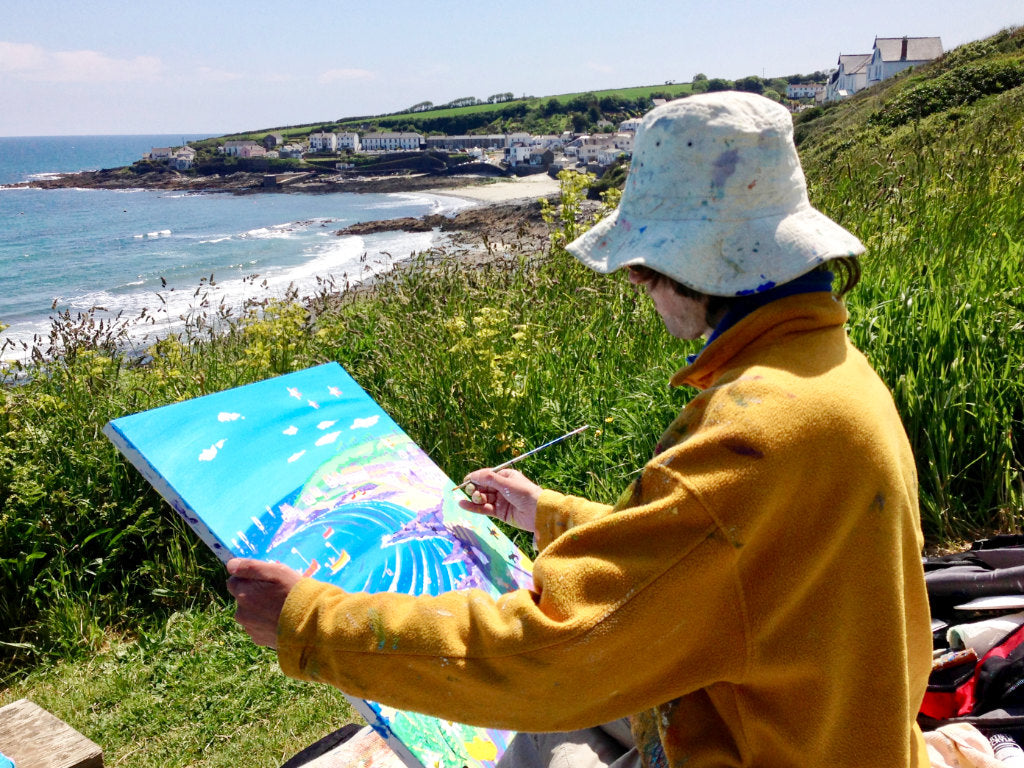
[277,291,932,768]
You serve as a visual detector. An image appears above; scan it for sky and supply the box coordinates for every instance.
[0,0,1020,137]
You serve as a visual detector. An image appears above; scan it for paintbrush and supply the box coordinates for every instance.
[452,424,590,492]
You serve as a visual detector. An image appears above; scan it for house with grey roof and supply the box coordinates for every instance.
[866,36,943,86]
[825,53,872,101]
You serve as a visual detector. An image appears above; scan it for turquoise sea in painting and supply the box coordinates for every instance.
[104,362,532,768]
[0,135,471,359]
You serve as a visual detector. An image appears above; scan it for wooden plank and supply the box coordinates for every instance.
[0,699,102,768]
[280,725,407,768]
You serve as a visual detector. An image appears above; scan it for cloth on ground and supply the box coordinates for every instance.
[923,723,1005,768]
[496,720,638,768]
[949,613,1024,657]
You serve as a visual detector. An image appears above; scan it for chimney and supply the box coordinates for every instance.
[901,36,909,60]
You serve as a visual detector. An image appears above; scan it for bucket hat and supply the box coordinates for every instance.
[566,91,864,296]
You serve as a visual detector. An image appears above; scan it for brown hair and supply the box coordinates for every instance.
[629,257,862,327]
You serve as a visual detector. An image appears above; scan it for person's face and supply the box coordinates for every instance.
[628,267,712,340]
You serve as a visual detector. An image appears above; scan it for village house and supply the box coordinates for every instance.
[279,144,305,159]
[222,140,262,157]
[308,132,338,153]
[597,147,626,166]
[504,132,531,148]
[866,36,943,86]
[336,132,361,152]
[145,146,196,170]
[577,134,620,164]
[529,148,554,168]
[262,133,285,150]
[238,144,266,159]
[360,132,424,151]
[529,134,565,150]
[504,144,533,166]
[825,53,871,101]
[147,147,175,162]
[619,118,643,132]
[423,134,505,151]
[786,83,826,99]
[171,146,197,170]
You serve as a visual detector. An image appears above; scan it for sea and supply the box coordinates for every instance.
[0,135,473,361]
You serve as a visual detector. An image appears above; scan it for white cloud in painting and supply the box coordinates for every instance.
[317,420,336,430]
[198,439,226,461]
[287,450,306,463]
[218,412,243,422]
[350,415,379,430]
[328,386,343,397]
[283,425,299,436]
[315,431,341,447]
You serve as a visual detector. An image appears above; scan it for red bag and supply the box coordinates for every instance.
[920,624,1024,720]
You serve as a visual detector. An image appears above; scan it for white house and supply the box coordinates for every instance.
[786,83,826,99]
[336,132,361,152]
[530,134,564,150]
[171,146,196,170]
[360,132,423,151]
[619,118,643,132]
[148,147,175,162]
[578,135,618,163]
[597,147,626,166]
[222,140,262,157]
[825,53,872,101]
[612,133,634,152]
[309,132,338,153]
[505,132,531,148]
[866,36,943,86]
[504,144,533,166]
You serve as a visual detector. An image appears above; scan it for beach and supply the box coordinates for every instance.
[427,172,561,203]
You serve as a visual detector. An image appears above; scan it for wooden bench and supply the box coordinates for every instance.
[0,700,102,768]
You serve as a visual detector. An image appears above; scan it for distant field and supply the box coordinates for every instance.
[340,82,694,125]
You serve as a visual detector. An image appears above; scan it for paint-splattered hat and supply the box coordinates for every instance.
[566,91,864,296]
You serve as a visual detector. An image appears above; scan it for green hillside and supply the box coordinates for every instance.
[795,25,1024,539]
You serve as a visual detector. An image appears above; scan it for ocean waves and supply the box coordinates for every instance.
[0,187,468,362]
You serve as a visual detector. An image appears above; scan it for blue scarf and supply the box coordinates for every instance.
[686,270,835,364]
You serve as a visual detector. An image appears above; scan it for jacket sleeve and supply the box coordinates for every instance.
[276,454,749,733]
[533,488,613,552]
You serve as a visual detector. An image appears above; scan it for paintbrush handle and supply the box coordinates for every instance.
[453,424,590,491]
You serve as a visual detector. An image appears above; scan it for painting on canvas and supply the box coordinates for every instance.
[104,362,533,768]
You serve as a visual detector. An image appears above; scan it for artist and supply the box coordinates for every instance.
[228,92,932,767]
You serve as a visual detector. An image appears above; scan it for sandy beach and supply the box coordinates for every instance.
[427,173,562,203]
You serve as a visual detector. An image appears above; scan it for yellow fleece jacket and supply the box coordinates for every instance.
[277,292,932,768]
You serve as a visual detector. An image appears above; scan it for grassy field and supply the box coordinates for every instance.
[1,28,1022,767]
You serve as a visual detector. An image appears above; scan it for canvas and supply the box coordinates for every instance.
[103,362,533,768]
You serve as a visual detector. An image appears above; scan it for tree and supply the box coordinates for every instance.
[734,76,764,94]
[763,89,783,102]
[706,78,733,92]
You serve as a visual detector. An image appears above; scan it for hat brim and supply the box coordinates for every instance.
[566,204,865,296]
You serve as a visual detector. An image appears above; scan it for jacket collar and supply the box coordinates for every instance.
[671,292,849,391]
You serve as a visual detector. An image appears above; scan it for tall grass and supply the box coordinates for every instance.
[802,78,1024,540]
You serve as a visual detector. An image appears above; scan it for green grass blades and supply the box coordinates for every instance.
[0,604,356,768]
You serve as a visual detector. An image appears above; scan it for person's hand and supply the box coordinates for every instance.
[457,468,541,533]
[226,558,303,649]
